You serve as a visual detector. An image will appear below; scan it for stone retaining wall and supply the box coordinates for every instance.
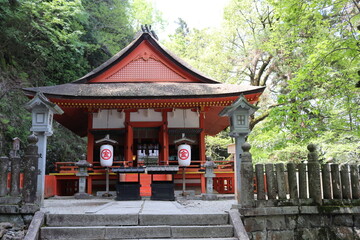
[240,206,360,240]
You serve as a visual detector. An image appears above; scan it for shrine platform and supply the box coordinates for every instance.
[40,197,236,215]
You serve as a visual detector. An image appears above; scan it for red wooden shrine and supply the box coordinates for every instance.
[24,31,264,197]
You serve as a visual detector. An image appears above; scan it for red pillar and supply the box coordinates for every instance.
[199,111,206,164]
[161,111,169,165]
[87,176,93,195]
[125,111,133,165]
[87,112,94,164]
[199,111,206,193]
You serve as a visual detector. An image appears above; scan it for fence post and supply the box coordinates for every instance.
[350,165,360,199]
[255,164,265,200]
[23,134,39,204]
[298,163,308,199]
[10,155,21,197]
[307,143,322,205]
[341,164,351,199]
[0,156,9,197]
[287,163,298,200]
[265,164,277,200]
[240,142,254,208]
[331,164,342,199]
[322,163,332,199]
[276,163,287,199]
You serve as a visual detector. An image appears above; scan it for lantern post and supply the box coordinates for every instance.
[174,133,195,196]
[219,95,258,205]
[25,92,63,204]
[95,134,118,197]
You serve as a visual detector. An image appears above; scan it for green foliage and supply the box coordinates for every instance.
[206,130,232,161]
[82,0,134,66]
[265,0,360,141]
[0,90,31,155]
[0,0,163,162]
[165,26,234,83]
[164,0,360,164]
[129,0,165,31]
[46,123,86,173]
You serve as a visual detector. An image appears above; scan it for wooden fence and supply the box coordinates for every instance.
[241,143,360,207]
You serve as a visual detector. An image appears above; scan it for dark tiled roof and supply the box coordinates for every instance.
[23,82,265,99]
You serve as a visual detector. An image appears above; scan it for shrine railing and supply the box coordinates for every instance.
[239,143,360,208]
[54,159,235,173]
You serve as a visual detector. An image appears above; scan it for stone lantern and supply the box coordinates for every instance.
[74,155,92,199]
[25,92,63,135]
[25,92,63,204]
[201,156,218,200]
[219,95,258,204]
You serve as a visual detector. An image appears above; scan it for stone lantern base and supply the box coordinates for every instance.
[201,193,218,201]
[74,192,93,199]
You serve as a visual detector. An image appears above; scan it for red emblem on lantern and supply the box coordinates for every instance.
[101,149,112,160]
[178,149,189,160]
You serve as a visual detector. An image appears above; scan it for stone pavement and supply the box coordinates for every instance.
[40,196,237,215]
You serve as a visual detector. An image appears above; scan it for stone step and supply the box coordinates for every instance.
[45,213,229,226]
[40,225,234,239]
[137,239,238,240]
[45,214,138,226]
[140,213,229,226]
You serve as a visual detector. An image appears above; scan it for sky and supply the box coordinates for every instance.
[149,0,231,38]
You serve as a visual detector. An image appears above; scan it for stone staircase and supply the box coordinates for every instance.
[40,212,237,240]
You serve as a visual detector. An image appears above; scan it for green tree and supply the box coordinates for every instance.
[129,0,165,31]
[249,0,360,163]
[0,0,164,159]
[82,0,134,67]
[164,0,360,163]
[266,0,360,139]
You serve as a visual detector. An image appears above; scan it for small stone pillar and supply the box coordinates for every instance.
[10,139,21,197]
[23,134,39,204]
[201,156,218,200]
[240,142,254,208]
[0,156,9,197]
[307,143,322,205]
[74,155,92,199]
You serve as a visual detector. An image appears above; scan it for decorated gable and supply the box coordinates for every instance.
[88,41,201,83]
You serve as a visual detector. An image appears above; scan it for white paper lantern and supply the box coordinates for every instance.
[178,144,191,166]
[100,144,113,167]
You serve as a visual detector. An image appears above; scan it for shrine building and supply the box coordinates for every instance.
[23,30,264,198]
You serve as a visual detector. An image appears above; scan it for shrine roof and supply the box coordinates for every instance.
[74,32,218,84]
[23,82,265,99]
[24,31,265,100]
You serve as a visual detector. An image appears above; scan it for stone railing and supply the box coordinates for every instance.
[0,134,40,225]
[240,143,360,207]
